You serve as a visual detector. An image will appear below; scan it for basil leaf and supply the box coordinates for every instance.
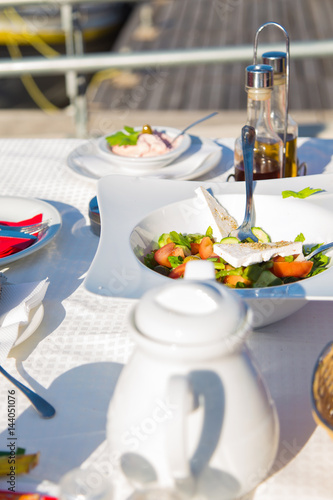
[105,127,141,147]
[126,133,140,145]
[124,126,136,134]
[105,132,127,146]
[295,233,305,242]
[282,187,323,199]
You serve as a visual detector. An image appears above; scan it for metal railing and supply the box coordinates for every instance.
[1,39,333,76]
[0,1,333,136]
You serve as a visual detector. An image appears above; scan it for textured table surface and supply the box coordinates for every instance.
[0,138,332,500]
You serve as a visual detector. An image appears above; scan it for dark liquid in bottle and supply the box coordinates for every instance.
[235,155,281,181]
[235,139,282,181]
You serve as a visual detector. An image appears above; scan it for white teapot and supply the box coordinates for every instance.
[107,262,279,499]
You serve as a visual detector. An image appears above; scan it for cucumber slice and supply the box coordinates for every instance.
[251,227,271,243]
[219,236,240,244]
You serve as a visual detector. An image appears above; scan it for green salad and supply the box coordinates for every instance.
[144,227,330,288]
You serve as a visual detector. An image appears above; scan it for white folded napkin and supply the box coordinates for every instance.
[0,278,49,362]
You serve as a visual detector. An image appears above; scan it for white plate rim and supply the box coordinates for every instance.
[0,196,62,266]
[66,136,223,181]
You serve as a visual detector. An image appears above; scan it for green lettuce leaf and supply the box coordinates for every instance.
[169,231,191,249]
[144,251,156,269]
[205,226,213,238]
[168,255,184,268]
[282,187,323,199]
[105,127,141,147]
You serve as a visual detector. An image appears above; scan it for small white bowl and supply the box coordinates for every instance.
[97,126,191,173]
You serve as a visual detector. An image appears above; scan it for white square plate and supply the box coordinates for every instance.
[84,174,333,327]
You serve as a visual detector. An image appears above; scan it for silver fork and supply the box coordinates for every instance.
[0,219,50,235]
[229,126,258,242]
[305,241,333,260]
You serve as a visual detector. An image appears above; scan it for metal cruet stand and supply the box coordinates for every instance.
[253,22,290,178]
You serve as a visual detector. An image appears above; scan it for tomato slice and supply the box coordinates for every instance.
[154,242,175,268]
[272,260,313,278]
[170,247,185,259]
[273,254,300,263]
[199,237,214,259]
[169,263,187,279]
[190,242,200,255]
[273,256,286,263]
[223,275,251,287]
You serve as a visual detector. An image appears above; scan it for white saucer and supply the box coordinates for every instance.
[67,135,223,181]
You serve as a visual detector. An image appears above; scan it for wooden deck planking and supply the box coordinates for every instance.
[313,0,333,109]
[185,2,216,110]
[146,1,189,110]
[88,0,333,112]
[165,0,196,109]
[141,1,176,109]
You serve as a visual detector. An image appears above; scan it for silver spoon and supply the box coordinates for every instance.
[0,365,56,418]
[229,125,258,242]
[171,111,218,144]
[305,241,333,260]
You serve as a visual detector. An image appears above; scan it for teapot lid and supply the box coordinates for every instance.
[134,262,249,346]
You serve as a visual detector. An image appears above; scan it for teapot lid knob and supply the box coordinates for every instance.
[134,261,249,346]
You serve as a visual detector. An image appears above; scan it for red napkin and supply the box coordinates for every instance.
[0,213,43,258]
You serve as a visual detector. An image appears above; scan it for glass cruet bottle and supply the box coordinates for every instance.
[262,51,298,177]
[234,64,283,181]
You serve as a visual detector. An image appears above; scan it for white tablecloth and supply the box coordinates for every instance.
[0,138,332,500]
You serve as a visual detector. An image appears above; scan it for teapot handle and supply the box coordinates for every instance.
[166,371,225,481]
[166,375,198,480]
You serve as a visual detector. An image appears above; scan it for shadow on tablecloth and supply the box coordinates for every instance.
[7,200,100,361]
[0,361,123,487]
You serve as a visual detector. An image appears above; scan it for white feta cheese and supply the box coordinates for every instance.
[213,241,304,267]
[195,186,238,239]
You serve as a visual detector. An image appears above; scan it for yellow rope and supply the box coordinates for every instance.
[3,7,60,57]
[5,38,58,113]
[5,41,59,113]
[1,7,123,112]
[2,8,59,113]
